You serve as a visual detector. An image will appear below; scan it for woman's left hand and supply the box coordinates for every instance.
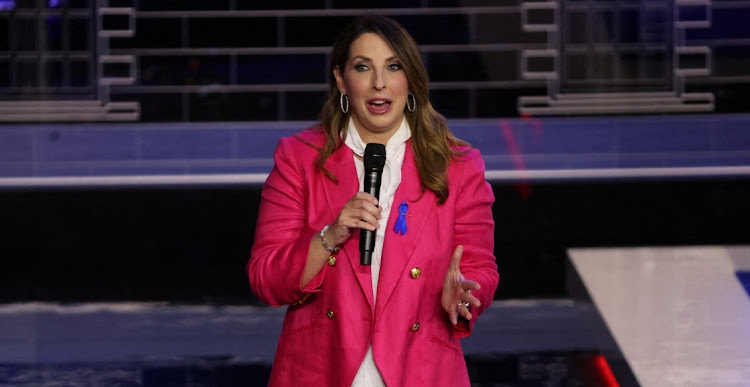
[441,245,482,326]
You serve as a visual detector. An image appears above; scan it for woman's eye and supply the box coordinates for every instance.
[355,64,369,71]
[388,63,402,71]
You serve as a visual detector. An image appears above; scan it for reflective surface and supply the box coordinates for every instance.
[570,246,750,386]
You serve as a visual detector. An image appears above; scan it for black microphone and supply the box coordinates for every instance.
[360,143,386,266]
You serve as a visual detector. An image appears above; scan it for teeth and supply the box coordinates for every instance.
[371,100,387,105]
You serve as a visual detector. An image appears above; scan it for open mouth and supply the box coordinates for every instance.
[367,98,392,114]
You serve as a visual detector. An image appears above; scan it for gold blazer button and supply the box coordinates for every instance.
[326,309,335,320]
[327,256,337,266]
[410,323,420,332]
[410,267,421,279]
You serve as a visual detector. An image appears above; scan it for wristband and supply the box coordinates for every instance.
[320,224,339,253]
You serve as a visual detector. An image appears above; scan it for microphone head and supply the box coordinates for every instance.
[364,143,386,170]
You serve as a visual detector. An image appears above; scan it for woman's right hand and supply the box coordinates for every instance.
[326,192,382,247]
[302,192,382,288]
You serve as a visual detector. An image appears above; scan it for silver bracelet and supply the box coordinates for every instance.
[319,224,339,253]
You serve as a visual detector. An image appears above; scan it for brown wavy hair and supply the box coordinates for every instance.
[316,14,468,204]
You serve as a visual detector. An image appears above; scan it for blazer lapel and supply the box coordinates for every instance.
[375,142,436,315]
[322,145,375,309]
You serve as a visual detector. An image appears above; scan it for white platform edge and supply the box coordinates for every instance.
[568,246,750,387]
[2,166,750,188]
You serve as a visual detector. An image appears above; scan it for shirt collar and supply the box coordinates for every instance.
[344,117,412,158]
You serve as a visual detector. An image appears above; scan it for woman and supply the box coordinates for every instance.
[247,15,498,386]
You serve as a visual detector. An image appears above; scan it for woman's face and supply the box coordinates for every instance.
[334,32,409,144]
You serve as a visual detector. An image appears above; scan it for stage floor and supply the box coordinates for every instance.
[2,246,749,386]
[0,299,597,386]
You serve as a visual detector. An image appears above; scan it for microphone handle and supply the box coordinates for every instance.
[360,169,382,265]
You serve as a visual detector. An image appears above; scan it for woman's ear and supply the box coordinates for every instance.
[333,66,347,95]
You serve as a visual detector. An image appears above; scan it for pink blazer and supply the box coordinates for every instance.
[248,127,498,386]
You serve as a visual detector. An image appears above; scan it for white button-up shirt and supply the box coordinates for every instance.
[344,117,411,387]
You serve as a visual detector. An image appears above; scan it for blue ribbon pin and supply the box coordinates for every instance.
[394,200,408,235]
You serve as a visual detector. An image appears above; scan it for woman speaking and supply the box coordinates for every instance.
[247,14,499,386]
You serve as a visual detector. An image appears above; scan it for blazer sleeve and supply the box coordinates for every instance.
[246,136,328,306]
[451,148,499,337]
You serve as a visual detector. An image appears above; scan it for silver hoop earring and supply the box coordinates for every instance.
[340,93,349,114]
[406,93,416,113]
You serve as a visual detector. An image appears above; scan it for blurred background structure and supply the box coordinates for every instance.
[1,1,750,386]
[1,0,749,122]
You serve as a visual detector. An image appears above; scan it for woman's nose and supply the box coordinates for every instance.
[372,71,385,91]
